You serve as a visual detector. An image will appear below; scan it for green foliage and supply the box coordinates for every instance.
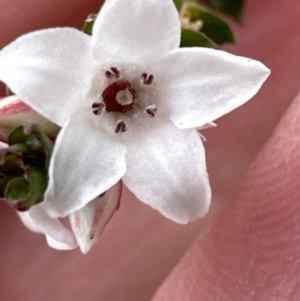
[0,125,54,211]
[5,178,30,209]
[6,166,48,211]
[180,28,218,48]
[173,0,183,11]
[182,2,235,45]
[206,0,245,21]
[83,14,97,35]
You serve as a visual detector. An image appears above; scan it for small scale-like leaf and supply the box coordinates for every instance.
[5,166,48,211]
[83,14,97,35]
[182,2,235,45]
[0,153,24,177]
[25,124,54,167]
[207,0,245,21]
[173,0,183,11]
[180,28,218,49]
[25,165,48,206]
[5,177,30,204]
[8,126,41,149]
[9,143,31,155]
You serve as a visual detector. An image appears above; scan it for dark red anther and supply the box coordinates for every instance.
[105,70,113,78]
[92,102,104,115]
[110,67,120,77]
[145,105,157,118]
[141,73,154,85]
[105,67,120,79]
[115,121,127,133]
[102,80,135,113]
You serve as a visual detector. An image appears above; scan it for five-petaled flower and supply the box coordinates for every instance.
[0,0,269,251]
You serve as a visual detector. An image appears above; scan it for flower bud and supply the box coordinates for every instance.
[69,181,122,254]
[0,96,60,138]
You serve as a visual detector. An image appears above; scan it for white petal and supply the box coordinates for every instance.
[122,121,211,224]
[46,235,76,250]
[18,211,42,233]
[92,0,180,65]
[0,96,60,137]
[0,141,8,149]
[0,28,95,126]
[69,181,122,254]
[157,48,270,129]
[45,115,127,218]
[18,204,77,250]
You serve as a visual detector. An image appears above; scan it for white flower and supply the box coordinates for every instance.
[0,0,270,229]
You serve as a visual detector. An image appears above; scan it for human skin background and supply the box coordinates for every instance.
[0,0,300,300]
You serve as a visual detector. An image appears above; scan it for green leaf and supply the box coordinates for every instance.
[0,153,24,177]
[83,14,97,35]
[9,125,54,168]
[8,126,41,148]
[180,28,219,49]
[25,165,48,206]
[9,143,32,155]
[26,125,54,168]
[5,177,30,204]
[4,166,48,211]
[183,2,235,45]
[207,0,245,21]
[2,125,52,210]
[173,0,183,11]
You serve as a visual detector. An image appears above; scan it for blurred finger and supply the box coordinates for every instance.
[153,90,300,301]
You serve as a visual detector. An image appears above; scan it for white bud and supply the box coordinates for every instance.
[0,95,60,137]
[69,181,122,254]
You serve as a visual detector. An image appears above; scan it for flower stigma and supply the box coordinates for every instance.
[102,80,135,113]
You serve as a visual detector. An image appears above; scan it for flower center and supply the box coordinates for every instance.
[91,67,157,133]
[102,80,135,113]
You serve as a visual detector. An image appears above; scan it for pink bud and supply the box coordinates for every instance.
[0,96,60,137]
[69,181,122,254]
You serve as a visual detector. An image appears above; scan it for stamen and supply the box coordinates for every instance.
[145,104,157,118]
[115,120,127,133]
[105,67,120,79]
[111,67,120,78]
[141,73,154,85]
[92,102,104,115]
